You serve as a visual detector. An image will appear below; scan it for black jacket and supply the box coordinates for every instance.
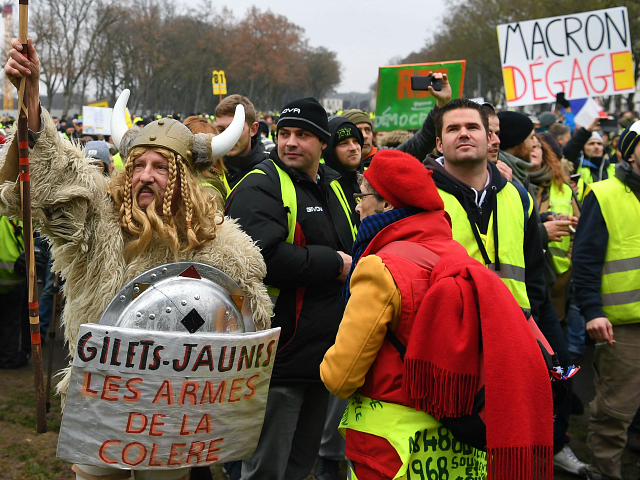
[323,117,363,222]
[572,191,608,322]
[224,134,270,190]
[225,150,356,384]
[423,155,547,321]
[563,127,612,181]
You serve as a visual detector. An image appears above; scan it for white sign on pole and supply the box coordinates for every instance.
[57,324,280,470]
[497,7,635,107]
[82,106,113,135]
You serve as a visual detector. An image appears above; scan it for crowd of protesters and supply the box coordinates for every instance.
[1,50,640,480]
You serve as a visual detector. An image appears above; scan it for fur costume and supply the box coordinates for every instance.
[0,109,272,400]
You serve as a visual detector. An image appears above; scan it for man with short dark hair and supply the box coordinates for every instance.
[226,97,358,480]
[425,98,546,323]
[215,94,268,190]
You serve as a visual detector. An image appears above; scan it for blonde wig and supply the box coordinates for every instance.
[109,146,221,262]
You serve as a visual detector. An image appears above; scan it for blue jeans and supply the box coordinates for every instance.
[565,302,586,356]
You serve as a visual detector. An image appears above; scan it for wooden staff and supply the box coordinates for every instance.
[45,273,60,414]
[17,0,47,434]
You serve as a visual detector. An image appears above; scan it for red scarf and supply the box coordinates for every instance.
[402,255,553,480]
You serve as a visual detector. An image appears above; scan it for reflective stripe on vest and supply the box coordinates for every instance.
[0,217,24,294]
[588,177,640,325]
[231,160,356,299]
[340,394,487,480]
[547,182,573,275]
[439,183,532,309]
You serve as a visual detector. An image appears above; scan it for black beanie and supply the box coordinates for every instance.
[497,111,534,150]
[324,117,364,172]
[277,97,330,143]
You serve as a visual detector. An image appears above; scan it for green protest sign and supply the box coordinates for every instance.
[374,61,466,132]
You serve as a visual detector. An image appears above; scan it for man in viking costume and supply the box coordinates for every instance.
[2,39,272,479]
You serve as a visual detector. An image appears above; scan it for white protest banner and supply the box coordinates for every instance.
[82,106,113,135]
[57,324,280,470]
[497,7,635,107]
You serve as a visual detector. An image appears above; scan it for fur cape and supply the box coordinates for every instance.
[0,109,273,399]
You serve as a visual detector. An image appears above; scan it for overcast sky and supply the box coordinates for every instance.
[178,0,447,93]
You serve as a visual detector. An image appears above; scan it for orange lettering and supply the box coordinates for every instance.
[206,438,224,462]
[397,69,415,99]
[200,380,226,404]
[194,414,211,434]
[179,381,199,405]
[123,378,143,403]
[168,443,187,466]
[245,374,260,399]
[81,372,98,398]
[125,412,148,434]
[152,380,174,405]
[186,441,206,464]
[122,442,146,466]
[148,443,164,467]
[228,378,244,403]
[101,376,121,401]
[149,414,166,437]
[99,440,120,464]
[180,415,193,436]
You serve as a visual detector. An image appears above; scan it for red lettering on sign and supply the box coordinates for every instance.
[152,380,174,405]
[123,378,143,403]
[397,69,414,99]
[245,374,260,400]
[148,443,164,467]
[200,381,227,404]
[99,440,120,464]
[101,376,121,401]
[122,442,146,466]
[228,378,244,403]
[569,59,589,98]
[186,441,206,464]
[545,61,566,98]
[194,414,211,434]
[206,438,224,462]
[81,372,98,398]
[125,412,148,434]
[180,415,193,436]
[149,414,166,437]
[168,443,187,466]
[179,381,199,405]
[529,57,548,101]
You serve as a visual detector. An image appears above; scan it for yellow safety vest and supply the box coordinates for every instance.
[0,216,24,294]
[577,163,615,187]
[587,177,640,325]
[546,182,573,275]
[112,152,124,171]
[200,171,230,200]
[232,159,357,298]
[439,183,532,309]
[340,394,487,480]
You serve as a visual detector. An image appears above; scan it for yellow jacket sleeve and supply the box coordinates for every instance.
[320,255,401,398]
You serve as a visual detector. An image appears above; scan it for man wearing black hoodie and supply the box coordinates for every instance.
[423,99,546,322]
[226,97,357,480]
[215,94,269,190]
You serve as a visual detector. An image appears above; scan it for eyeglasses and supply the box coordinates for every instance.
[353,192,377,200]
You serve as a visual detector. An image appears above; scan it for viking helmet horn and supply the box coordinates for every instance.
[111,89,130,150]
[210,104,245,158]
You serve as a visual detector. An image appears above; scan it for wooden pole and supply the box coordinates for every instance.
[17,0,47,434]
[45,273,60,414]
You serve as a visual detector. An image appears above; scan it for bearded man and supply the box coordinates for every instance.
[1,39,272,410]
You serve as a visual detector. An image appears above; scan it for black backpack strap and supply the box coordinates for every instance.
[385,330,406,362]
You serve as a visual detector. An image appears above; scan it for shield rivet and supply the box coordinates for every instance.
[151,274,157,280]
[166,307,172,313]
[194,294,200,300]
[162,268,168,274]
[119,295,126,302]
[136,312,142,317]
[149,314,156,320]
[133,287,140,294]
[181,300,187,306]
